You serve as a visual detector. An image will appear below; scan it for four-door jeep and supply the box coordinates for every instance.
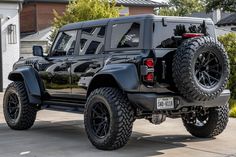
[3,14,230,150]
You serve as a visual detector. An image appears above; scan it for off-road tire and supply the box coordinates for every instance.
[3,82,37,130]
[84,87,134,150]
[173,36,230,101]
[182,105,229,138]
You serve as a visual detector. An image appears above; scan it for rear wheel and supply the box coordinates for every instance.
[84,87,134,150]
[182,105,229,138]
[3,82,37,130]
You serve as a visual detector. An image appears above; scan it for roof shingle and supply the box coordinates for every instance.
[24,0,166,7]
[116,0,166,7]
[216,13,236,26]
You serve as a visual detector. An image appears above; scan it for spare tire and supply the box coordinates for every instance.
[172,36,230,101]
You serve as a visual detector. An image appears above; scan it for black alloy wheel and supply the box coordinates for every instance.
[194,51,222,89]
[7,93,20,120]
[90,102,110,138]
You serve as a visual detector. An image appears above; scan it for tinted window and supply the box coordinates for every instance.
[51,30,77,56]
[111,22,140,49]
[153,22,215,48]
[80,26,105,55]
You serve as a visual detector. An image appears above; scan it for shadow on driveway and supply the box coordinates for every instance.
[0,120,216,157]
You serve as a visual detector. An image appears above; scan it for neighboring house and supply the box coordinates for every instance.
[20,0,166,34]
[188,10,230,24]
[21,27,51,58]
[189,10,235,36]
[0,0,23,91]
[216,13,236,34]
[20,0,166,57]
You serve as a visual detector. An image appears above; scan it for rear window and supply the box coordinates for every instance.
[111,22,140,49]
[152,22,215,48]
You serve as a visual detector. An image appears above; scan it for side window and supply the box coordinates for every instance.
[111,22,140,49]
[51,30,77,56]
[80,26,106,55]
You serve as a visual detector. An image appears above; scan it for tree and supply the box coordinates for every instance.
[50,0,122,41]
[205,0,236,12]
[158,0,205,16]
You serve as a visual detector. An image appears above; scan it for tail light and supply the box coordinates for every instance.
[145,73,154,81]
[144,58,154,68]
[143,58,155,82]
[182,33,204,38]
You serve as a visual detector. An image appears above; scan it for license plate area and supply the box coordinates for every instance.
[157,97,174,110]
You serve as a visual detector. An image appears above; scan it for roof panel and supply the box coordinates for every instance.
[60,14,213,31]
[60,14,155,31]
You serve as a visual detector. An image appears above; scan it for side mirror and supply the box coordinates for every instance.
[32,45,43,57]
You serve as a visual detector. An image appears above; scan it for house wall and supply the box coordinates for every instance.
[20,2,66,33]
[218,26,235,31]
[216,26,236,36]
[20,3,36,33]
[129,6,154,15]
[21,40,48,58]
[36,3,66,31]
[0,3,20,88]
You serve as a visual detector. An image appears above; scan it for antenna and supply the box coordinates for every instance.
[202,20,207,35]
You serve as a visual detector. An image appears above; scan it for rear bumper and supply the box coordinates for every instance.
[127,90,230,111]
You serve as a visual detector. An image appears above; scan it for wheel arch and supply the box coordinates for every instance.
[8,66,43,105]
[87,64,139,98]
[87,74,121,97]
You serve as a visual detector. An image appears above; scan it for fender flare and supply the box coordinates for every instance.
[87,64,140,97]
[8,66,42,105]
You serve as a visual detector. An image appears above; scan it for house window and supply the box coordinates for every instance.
[80,26,106,55]
[111,22,140,49]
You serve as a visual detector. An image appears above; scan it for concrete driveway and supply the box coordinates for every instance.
[0,93,235,157]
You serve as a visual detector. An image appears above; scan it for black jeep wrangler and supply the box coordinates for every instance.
[3,14,230,150]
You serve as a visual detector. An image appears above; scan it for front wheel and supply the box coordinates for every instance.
[84,87,134,150]
[3,82,37,130]
[182,105,229,138]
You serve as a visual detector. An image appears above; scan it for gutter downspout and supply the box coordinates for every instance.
[0,15,3,92]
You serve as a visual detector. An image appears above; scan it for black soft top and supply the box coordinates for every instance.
[59,14,155,31]
[59,14,214,32]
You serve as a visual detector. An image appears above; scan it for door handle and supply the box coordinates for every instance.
[89,63,101,69]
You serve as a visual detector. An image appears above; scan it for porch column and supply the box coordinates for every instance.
[0,15,3,92]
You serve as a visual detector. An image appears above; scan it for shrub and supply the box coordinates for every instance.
[218,33,236,109]
[230,106,236,118]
